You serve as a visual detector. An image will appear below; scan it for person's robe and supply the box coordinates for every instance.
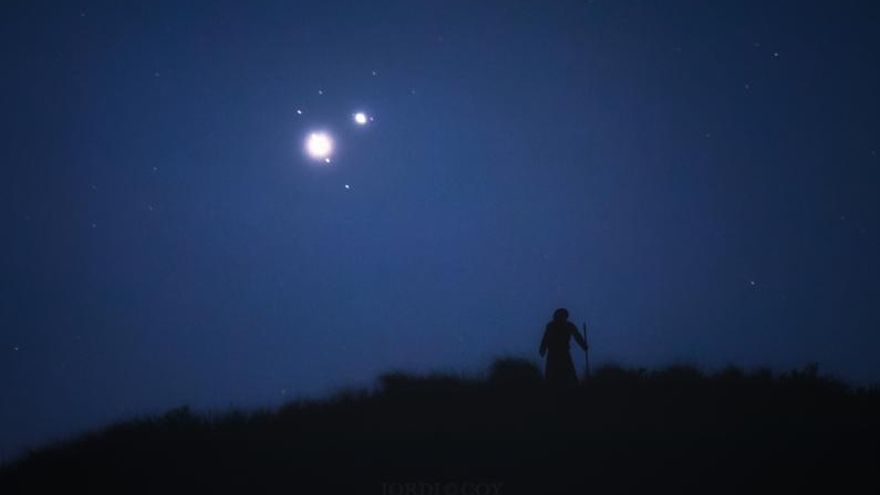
[540,320,580,385]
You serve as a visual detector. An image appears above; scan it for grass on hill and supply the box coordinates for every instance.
[1,358,878,494]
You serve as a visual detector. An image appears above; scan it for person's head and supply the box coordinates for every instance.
[552,308,569,322]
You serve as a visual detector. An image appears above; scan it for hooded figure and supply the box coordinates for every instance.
[539,308,588,385]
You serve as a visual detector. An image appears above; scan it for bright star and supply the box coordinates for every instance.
[305,132,333,161]
[353,112,368,125]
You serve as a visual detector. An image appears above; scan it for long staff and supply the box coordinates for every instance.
[582,322,590,379]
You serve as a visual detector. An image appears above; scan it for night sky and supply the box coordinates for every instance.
[2,0,879,460]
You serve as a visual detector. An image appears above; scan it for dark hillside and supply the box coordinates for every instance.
[2,359,877,494]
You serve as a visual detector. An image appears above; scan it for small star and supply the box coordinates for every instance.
[744,83,751,90]
[152,166,158,172]
[13,346,20,352]
[317,89,324,95]
[353,112,368,125]
[344,184,351,190]
[80,12,86,17]
[704,133,712,139]
[147,204,155,212]
[154,71,161,77]
[410,88,417,95]
[280,388,287,396]
[840,215,847,221]
[749,280,757,287]
[324,157,331,163]
[772,51,780,58]
[296,109,303,115]
[371,70,378,76]
[91,222,97,229]
[90,184,98,191]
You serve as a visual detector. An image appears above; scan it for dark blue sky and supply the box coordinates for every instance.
[2,0,878,459]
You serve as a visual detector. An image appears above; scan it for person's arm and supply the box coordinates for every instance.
[539,326,549,357]
[571,324,588,352]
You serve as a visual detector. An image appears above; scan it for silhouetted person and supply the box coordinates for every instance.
[539,308,588,385]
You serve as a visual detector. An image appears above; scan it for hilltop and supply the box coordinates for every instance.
[1,359,877,494]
